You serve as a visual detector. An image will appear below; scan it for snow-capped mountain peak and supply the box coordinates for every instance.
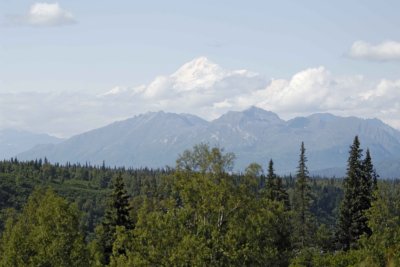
[171,57,225,90]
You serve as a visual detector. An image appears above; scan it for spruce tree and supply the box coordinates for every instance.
[266,159,290,210]
[292,142,314,249]
[363,148,378,195]
[98,173,133,264]
[266,159,277,201]
[357,148,376,236]
[276,174,290,210]
[337,136,375,250]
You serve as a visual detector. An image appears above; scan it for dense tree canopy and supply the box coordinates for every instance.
[0,138,398,266]
[0,188,88,266]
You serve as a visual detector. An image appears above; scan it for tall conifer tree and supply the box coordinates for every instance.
[363,148,378,195]
[292,142,314,248]
[97,173,133,264]
[266,159,290,210]
[337,136,375,250]
[266,159,277,200]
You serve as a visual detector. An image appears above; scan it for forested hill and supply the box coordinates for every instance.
[0,157,340,235]
[1,141,400,266]
[17,107,400,178]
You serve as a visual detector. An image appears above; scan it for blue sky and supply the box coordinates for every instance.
[1,1,400,136]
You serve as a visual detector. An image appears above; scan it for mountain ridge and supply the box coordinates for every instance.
[16,107,400,178]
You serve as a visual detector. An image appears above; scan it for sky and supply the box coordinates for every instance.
[1,1,400,137]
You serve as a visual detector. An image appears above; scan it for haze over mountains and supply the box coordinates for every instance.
[15,107,400,178]
[0,129,62,160]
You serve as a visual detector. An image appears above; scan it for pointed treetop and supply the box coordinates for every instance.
[297,142,309,177]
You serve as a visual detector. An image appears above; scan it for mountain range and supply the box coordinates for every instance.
[15,107,400,178]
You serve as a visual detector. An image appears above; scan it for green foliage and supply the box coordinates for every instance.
[310,180,342,227]
[358,183,400,266]
[0,188,88,266]
[0,159,166,236]
[0,140,399,266]
[244,162,263,193]
[290,248,365,267]
[109,147,291,266]
[176,143,235,175]
[290,180,400,267]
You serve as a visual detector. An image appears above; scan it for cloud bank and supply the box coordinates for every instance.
[1,57,400,137]
[349,40,400,61]
[6,2,76,27]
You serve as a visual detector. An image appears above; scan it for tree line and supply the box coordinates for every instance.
[0,136,399,266]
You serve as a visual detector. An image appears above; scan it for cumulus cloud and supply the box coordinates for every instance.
[250,67,369,115]
[349,40,400,61]
[1,57,400,137]
[6,2,76,27]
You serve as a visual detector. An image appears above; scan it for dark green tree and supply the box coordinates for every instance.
[337,136,374,250]
[292,142,314,249]
[95,173,133,265]
[266,159,277,200]
[363,148,378,196]
[265,159,290,210]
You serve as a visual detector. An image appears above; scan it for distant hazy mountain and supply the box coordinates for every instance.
[0,129,62,160]
[17,107,400,178]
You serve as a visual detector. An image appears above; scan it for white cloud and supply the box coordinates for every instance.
[1,57,400,137]
[6,2,76,27]
[349,40,400,61]
[249,67,369,115]
[98,57,266,119]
